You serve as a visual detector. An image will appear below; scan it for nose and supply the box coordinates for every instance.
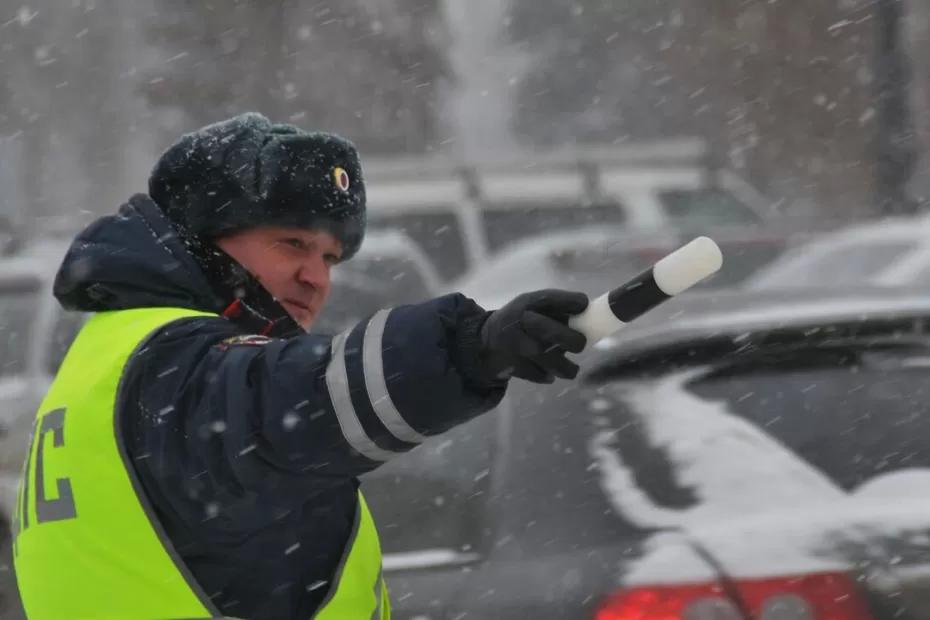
[296,254,331,292]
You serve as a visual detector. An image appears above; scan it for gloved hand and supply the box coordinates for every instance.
[479,289,589,384]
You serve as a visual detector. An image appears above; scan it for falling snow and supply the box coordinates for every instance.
[3,1,930,618]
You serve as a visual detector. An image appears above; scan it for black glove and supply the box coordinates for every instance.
[479,289,589,384]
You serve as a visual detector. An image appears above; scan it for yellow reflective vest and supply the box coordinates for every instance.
[12,307,389,619]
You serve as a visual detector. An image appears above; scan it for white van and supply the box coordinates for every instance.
[363,139,774,281]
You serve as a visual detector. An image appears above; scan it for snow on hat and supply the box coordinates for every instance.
[148,112,366,259]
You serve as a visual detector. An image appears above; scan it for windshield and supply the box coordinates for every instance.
[456,247,559,305]
[687,347,930,490]
[314,283,390,335]
[659,188,761,227]
[749,240,919,289]
[481,202,627,253]
[367,213,468,281]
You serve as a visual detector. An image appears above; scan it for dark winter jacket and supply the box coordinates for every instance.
[52,194,506,619]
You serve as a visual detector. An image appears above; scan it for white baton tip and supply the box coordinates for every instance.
[652,236,723,295]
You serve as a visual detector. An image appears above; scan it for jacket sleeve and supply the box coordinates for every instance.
[122,294,506,494]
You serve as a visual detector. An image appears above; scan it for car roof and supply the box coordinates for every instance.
[747,215,930,290]
[814,214,930,241]
[362,138,709,182]
[450,225,683,308]
[590,286,930,370]
[482,226,631,257]
[354,229,420,254]
[462,225,674,268]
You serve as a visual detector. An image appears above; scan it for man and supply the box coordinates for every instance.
[12,113,588,619]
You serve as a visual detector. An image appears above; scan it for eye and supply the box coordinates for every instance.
[324,253,341,266]
[283,238,305,250]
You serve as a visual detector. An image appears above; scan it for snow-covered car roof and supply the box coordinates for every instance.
[450,225,679,308]
[591,286,930,368]
[746,214,930,291]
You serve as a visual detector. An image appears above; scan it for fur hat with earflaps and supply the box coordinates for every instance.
[148,112,366,260]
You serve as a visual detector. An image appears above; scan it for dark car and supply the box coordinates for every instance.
[313,229,441,334]
[361,287,930,619]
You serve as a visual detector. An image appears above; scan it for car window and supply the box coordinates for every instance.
[686,346,930,490]
[659,188,761,227]
[904,259,930,286]
[314,282,390,335]
[456,248,560,305]
[481,202,626,254]
[368,212,468,281]
[588,343,930,495]
[350,256,433,302]
[317,255,436,334]
[0,284,40,379]
[46,310,85,375]
[751,240,918,289]
[361,413,495,555]
[548,242,669,280]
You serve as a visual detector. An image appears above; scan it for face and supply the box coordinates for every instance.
[215,226,343,330]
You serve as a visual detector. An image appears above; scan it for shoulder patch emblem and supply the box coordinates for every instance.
[216,334,274,350]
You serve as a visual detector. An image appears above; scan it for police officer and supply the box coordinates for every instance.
[12,113,588,619]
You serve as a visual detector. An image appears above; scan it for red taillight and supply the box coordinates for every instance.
[595,582,740,620]
[595,572,873,620]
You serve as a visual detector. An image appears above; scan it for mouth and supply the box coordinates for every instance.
[283,298,314,318]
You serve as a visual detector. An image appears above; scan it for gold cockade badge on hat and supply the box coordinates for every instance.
[332,166,350,192]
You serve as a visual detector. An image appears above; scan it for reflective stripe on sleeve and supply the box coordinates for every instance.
[325,329,402,462]
[362,310,428,445]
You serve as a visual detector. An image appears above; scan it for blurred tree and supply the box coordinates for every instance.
[506,0,698,144]
[0,2,148,225]
[903,0,930,204]
[872,0,919,215]
[506,0,897,219]
[138,1,287,133]
[0,2,60,221]
[141,0,452,154]
[287,0,453,154]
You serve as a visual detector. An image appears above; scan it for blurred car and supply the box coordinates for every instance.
[362,287,930,619]
[314,229,442,334]
[450,225,789,310]
[0,238,76,620]
[746,214,930,291]
[364,139,780,281]
[0,240,81,520]
[0,215,19,256]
